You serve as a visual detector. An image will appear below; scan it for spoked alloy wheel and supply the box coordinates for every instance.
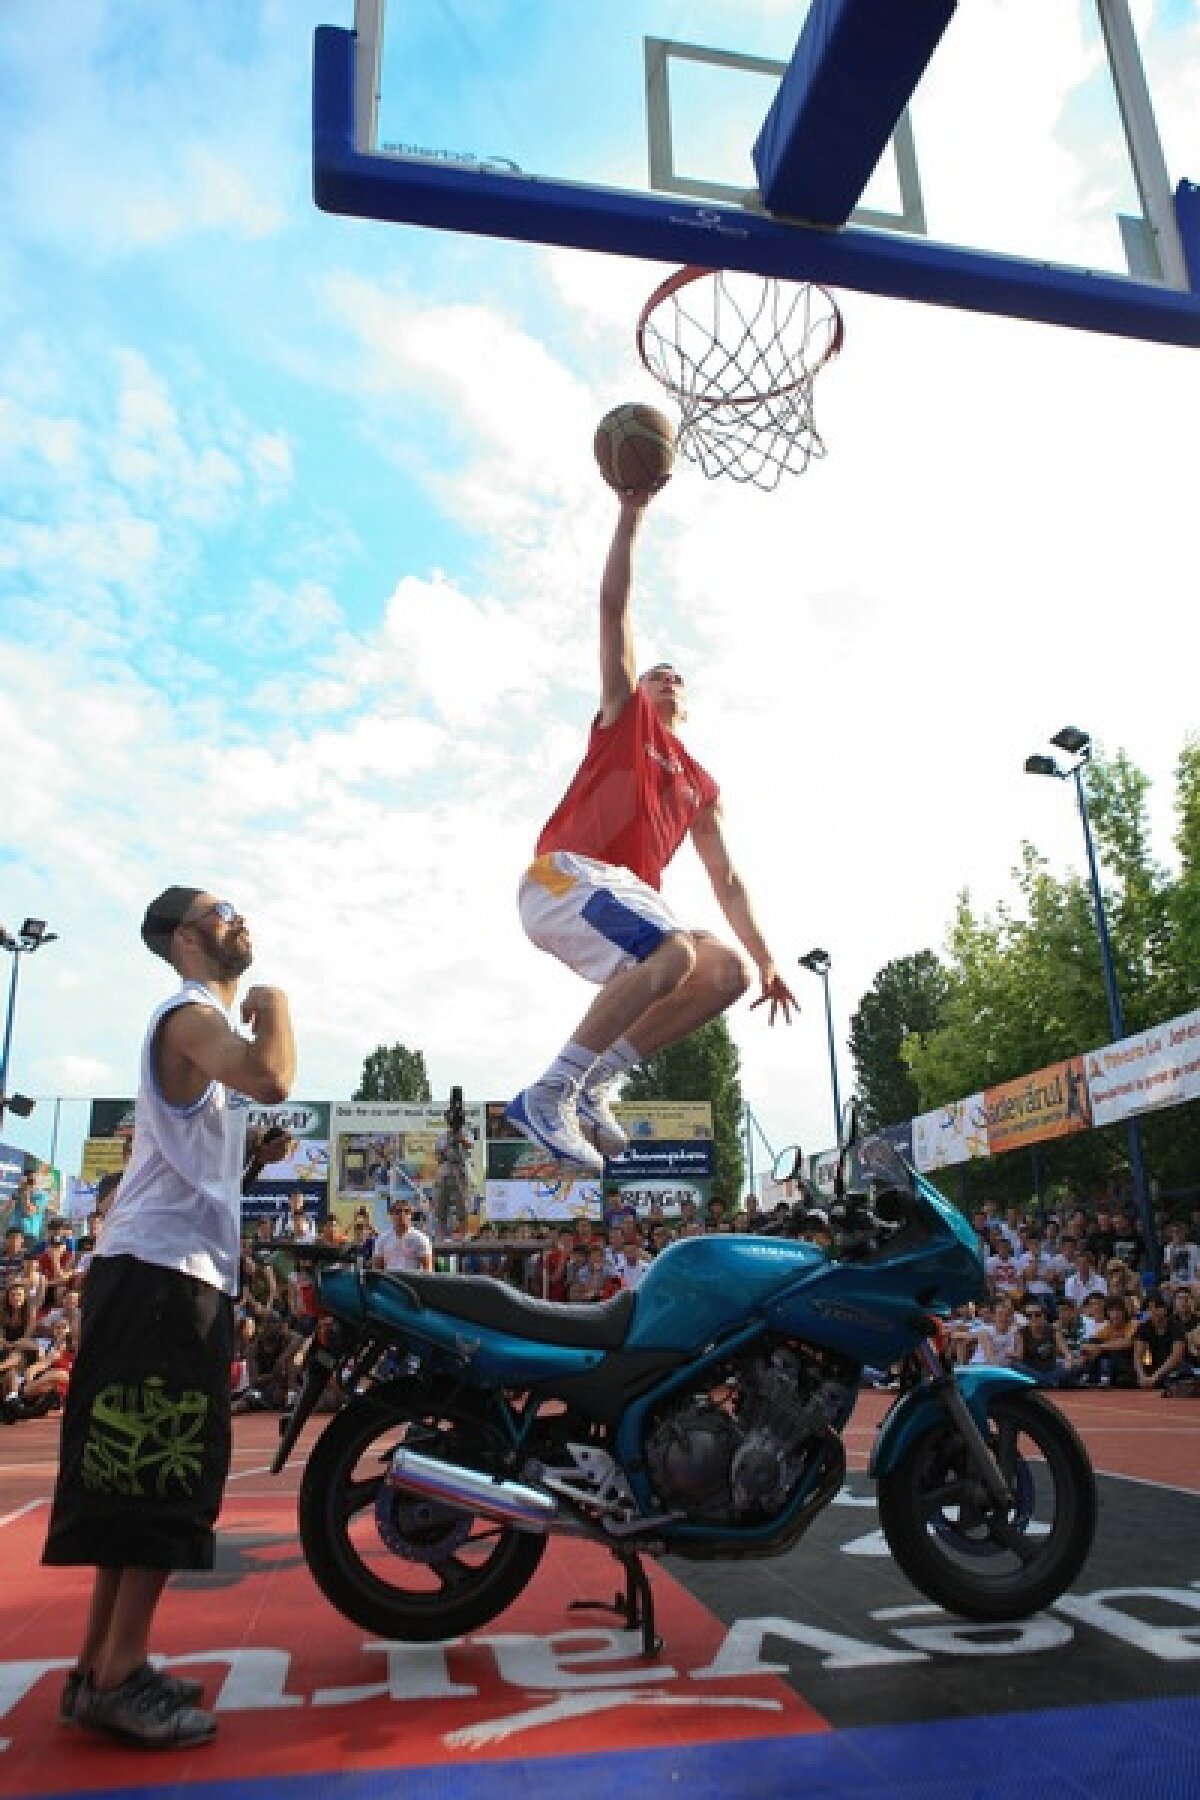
[877,1390,1096,1620]
[299,1387,546,1639]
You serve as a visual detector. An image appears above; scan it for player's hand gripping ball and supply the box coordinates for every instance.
[593,402,676,497]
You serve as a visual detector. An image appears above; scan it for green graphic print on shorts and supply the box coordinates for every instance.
[81,1377,210,1498]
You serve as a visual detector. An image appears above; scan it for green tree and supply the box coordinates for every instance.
[904,743,1200,1200]
[620,1018,744,1203]
[848,951,950,1131]
[353,1043,431,1103]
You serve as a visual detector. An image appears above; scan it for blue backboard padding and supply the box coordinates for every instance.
[313,29,1200,349]
[753,0,956,225]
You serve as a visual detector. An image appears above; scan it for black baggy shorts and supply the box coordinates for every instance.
[42,1254,234,1569]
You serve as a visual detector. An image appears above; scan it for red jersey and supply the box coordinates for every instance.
[536,690,719,890]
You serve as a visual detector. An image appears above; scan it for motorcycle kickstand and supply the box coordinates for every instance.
[567,1548,662,1658]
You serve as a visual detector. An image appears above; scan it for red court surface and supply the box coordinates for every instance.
[2,1390,1198,1800]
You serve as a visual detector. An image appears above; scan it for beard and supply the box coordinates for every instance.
[197,921,253,979]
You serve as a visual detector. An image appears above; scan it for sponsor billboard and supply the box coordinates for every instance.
[1086,1007,1200,1127]
[983,1057,1092,1155]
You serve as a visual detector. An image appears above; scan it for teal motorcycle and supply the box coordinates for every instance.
[272,1128,1096,1654]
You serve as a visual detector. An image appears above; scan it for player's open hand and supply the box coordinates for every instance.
[749,968,799,1026]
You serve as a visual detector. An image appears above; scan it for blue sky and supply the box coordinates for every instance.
[1,0,1198,1185]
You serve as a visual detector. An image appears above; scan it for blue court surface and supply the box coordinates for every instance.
[2,1392,1197,1800]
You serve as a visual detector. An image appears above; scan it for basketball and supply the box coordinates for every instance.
[593,402,676,495]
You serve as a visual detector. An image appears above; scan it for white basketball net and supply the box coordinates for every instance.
[638,268,844,492]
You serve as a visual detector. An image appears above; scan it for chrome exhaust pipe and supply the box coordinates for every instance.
[386,1446,562,1535]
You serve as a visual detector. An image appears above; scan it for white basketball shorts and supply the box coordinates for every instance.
[518,851,685,985]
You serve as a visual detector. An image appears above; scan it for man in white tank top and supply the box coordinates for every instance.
[43,885,295,1749]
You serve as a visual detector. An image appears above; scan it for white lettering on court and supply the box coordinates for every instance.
[692,1616,926,1675]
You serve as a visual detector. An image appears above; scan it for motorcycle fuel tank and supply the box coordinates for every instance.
[625,1234,827,1352]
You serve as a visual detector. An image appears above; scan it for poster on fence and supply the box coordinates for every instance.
[913,1096,989,1171]
[983,1057,1092,1155]
[1086,1008,1200,1127]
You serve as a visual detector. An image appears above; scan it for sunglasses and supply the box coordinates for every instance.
[186,901,239,927]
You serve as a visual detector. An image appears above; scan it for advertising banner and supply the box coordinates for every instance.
[0,1142,24,1211]
[87,1098,137,1139]
[330,1101,486,1230]
[606,1138,714,1183]
[1086,1007,1200,1127]
[613,1101,713,1141]
[81,1138,127,1182]
[484,1176,603,1224]
[242,1101,331,1190]
[913,1096,989,1171]
[983,1057,1092,1155]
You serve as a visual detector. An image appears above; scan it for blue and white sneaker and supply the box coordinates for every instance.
[506,1084,604,1176]
[577,1088,628,1160]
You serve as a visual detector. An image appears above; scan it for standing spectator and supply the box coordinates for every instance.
[374,1201,433,1274]
[1086,1209,1116,1264]
[1135,1291,1186,1391]
[1,1224,27,1289]
[42,885,295,1748]
[1161,1221,1200,1288]
[1110,1208,1147,1273]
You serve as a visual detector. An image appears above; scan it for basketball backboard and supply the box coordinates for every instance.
[313,0,1200,347]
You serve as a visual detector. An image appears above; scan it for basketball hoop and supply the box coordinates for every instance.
[636,267,844,491]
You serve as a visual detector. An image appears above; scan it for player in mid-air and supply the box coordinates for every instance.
[508,481,797,1175]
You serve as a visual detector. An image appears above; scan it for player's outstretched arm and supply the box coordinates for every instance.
[598,495,652,726]
[691,803,799,1025]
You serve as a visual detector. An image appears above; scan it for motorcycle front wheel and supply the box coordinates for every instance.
[299,1385,547,1640]
[877,1390,1096,1620]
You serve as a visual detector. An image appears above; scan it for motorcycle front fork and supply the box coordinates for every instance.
[911,1339,1014,1509]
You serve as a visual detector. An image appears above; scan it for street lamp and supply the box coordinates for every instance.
[1024,728,1155,1266]
[799,947,843,1145]
[0,918,59,1132]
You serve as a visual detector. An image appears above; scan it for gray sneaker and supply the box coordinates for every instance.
[76,1664,216,1749]
[577,1087,628,1159]
[61,1664,205,1725]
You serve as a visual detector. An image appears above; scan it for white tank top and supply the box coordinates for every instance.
[97,981,249,1295]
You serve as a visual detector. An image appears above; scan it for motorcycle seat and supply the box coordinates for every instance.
[366,1271,636,1349]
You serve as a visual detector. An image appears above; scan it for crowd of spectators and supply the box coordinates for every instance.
[944,1201,1200,1394]
[4,1166,1199,1425]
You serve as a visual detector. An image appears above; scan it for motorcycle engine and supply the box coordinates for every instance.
[644,1344,854,1524]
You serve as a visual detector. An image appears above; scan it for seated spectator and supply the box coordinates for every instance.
[1,1280,41,1422]
[947,1301,988,1366]
[1064,1248,1108,1309]
[1135,1291,1187,1392]
[973,1297,1023,1367]
[18,1317,74,1417]
[1171,1286,1197,1335]
[1063,1295,1136,1387]
[39,1221,76,1312]
[1055,1296,1086,1371]
[1010,1301,1071,1386]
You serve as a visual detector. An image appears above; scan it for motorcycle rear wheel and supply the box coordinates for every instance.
[877,1390,1096,1620]
[299,1385,547,1640]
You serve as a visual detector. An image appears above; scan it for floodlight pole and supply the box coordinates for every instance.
[799,949,843,1146]
[1025,737,1156,1271]
[0,943,21,1131]
[0,921,58,1133]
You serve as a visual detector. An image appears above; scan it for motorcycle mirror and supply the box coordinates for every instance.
[771,1144,806,1185]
